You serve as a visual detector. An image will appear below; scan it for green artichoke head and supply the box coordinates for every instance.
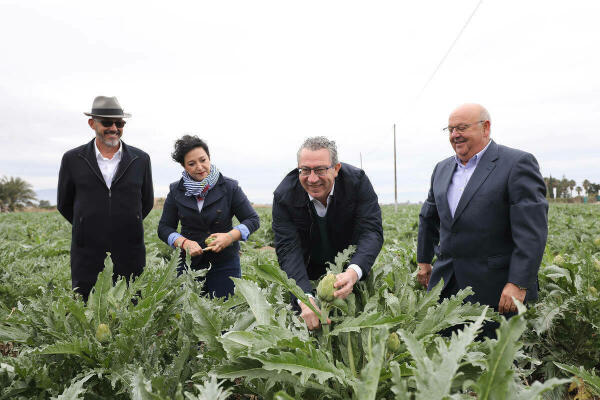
[387,332,401,353]
[317,274,336,303]
[205,236,216,246]
[96,323,111,344]
[553,254,565,266]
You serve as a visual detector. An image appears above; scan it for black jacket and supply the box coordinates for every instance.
[157,174,260,268]
[417,141,548,306]
[272,163,383,293]
[57,139,154,281]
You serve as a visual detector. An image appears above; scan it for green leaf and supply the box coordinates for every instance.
[352,328,387,400]
[130,368,162,400]
[555,363,600,396]
[184,376,232,400]
[471,313,527,400]
[251,347,348,385]
[401,309,486,400]
[329,312,407,336]
[52,374,94,400]
[273,391,296,400]
[219,325,295,358]
[252,261,322,319]
[513,378,572,400]
[231,278,274,325]
[85,254,113,325]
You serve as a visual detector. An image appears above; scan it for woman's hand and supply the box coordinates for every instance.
[204,231,238,253]
[175,237,203,256]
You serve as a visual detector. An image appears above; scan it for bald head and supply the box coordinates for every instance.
[447,103,491,164]
[449,103,491,125]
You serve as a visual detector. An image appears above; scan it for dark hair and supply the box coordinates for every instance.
[171,135,210,166]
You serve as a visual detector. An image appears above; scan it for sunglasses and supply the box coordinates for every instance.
[96,119,126,128]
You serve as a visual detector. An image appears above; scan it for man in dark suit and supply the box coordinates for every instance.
[273,136,383,330]
[417,103,547,333]
[58,96,154,301]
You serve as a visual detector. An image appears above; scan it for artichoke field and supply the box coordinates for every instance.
[0,204,598,399]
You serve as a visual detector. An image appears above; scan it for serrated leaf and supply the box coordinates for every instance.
[352,328,387,400]
[251,347,347,385]
[329,313,407,336]
[401,309,486,400]
[513,378,572,400]
[130,368,162,400]
[471,313,527,400]
[555,363,600,396]
[85,255,113,324]
[252,261,323,319]
[52,373,94,400]
[185,376,232,400]
[231,278,274,325]
[219,325,295,357]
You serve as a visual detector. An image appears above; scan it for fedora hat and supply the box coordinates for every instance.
[84,96,131,118]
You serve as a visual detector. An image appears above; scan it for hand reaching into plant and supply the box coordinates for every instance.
[498,282,526,314]
[333,269,358,299]
[417,263,432,287]
[299,297,330,330]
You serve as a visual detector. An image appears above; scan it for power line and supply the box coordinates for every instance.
[416,0,484,101]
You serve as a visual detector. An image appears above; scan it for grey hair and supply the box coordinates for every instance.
[479,106,491,123]
[297,136,339,165]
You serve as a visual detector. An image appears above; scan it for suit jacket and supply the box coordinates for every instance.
[57,139,154,281]
[417,140,548,307]
[157,174,260,268]
[272,163,383,293]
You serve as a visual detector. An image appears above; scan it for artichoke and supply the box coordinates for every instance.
[317,274,336,303]
[387,332,401,353]
[594,237,600,248]
[96,323,111,343]
[553,254,565,266]
[205,236,216,246]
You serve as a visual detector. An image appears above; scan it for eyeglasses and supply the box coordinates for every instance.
[96,119,126,128]
[298,166,333,176]
[442,120,484,134]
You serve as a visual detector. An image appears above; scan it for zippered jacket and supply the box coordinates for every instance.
[272,163,383,293]
[57,139,154,282]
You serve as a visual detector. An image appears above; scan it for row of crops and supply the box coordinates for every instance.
[0,204,599,399]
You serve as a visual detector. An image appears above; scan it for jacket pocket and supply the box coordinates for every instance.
[487,254,510,270]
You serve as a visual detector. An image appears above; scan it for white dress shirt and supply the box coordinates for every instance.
[95,139,122,188]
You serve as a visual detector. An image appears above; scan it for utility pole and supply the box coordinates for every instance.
[393,124,398,212]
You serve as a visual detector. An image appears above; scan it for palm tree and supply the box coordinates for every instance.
[576,186,582,197]
[0,176,37,212]
[569,180,576,198]
[583,179,591,196]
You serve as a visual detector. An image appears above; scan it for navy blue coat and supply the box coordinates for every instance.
[157,174,260,268]
[272,163,383,293]
[57,139,154,283]
[417,141,548,308]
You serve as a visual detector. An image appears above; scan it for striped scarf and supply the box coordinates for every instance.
[182,164,220,199]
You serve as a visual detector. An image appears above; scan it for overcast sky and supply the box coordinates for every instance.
[1,0,598,204]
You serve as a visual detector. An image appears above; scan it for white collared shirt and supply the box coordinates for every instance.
[306,182,363,280]
[95,139,122,188]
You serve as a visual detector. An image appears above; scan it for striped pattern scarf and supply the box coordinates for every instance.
[182,164,220,199]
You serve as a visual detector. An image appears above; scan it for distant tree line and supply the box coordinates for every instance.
[543,175,600,199]
[0,176,37,212]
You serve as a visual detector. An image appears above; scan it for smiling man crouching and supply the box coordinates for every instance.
[272,136,383,330]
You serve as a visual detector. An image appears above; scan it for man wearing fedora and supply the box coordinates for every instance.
[58,96,154,301]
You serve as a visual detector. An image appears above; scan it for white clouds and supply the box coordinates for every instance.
[1,0,598,204]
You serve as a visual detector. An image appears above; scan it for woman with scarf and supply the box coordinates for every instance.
[157,135,260,298]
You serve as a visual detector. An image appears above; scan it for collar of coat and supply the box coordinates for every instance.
[77,138,138,188]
